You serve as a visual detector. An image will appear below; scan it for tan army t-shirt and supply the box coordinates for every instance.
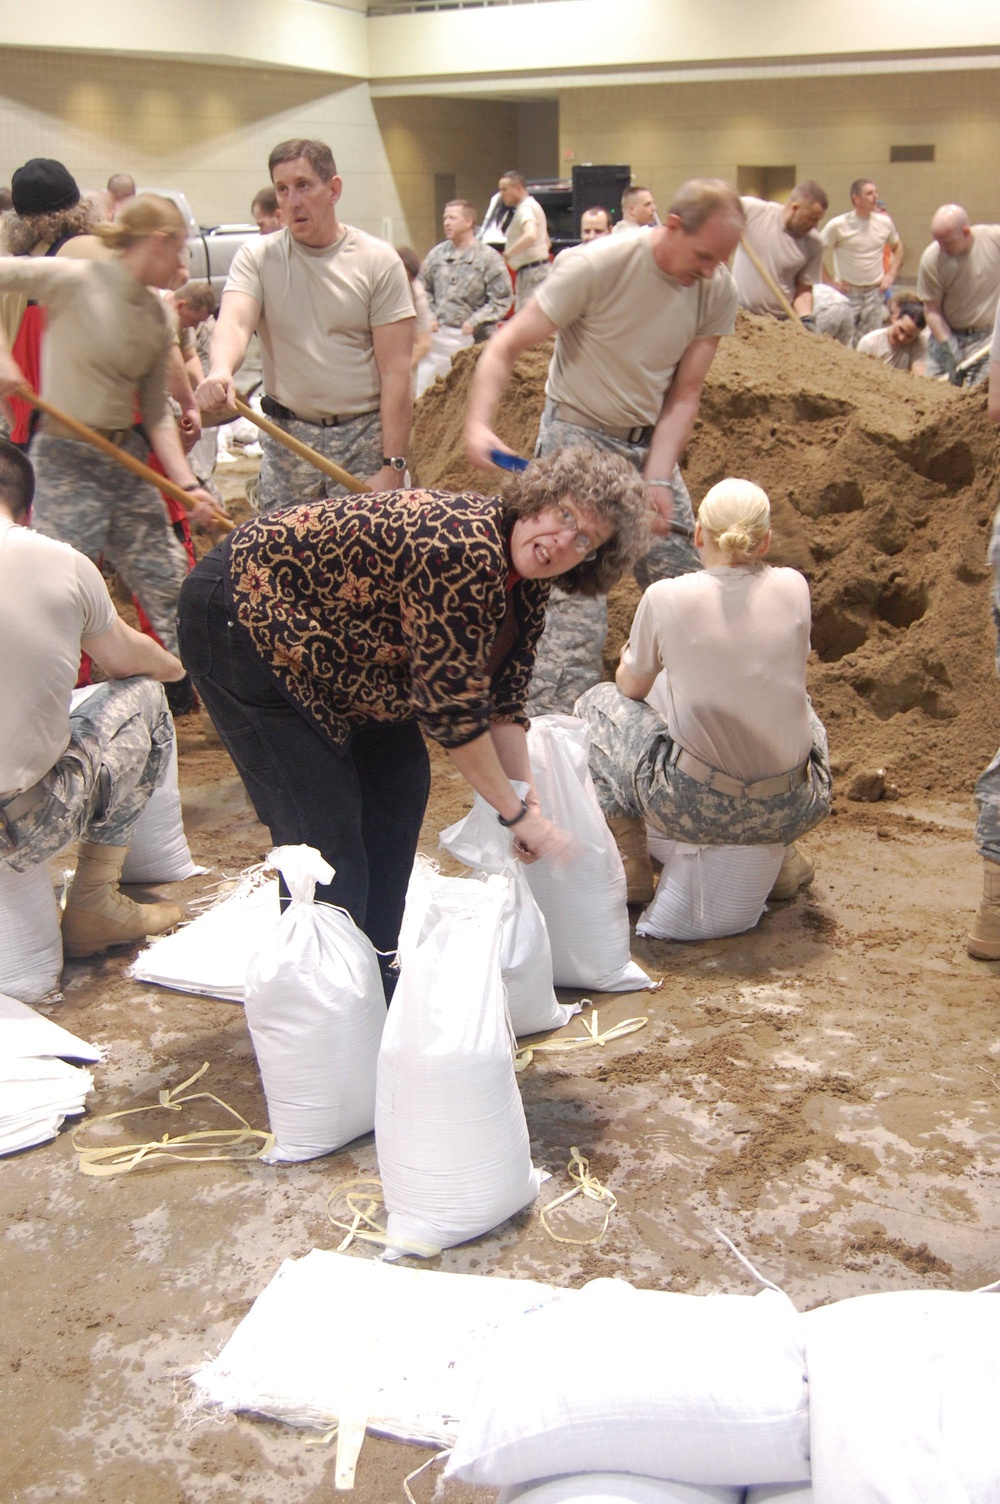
[733,197,823,315]
[225,226,415,421]
[917,226,1000,332]
[535,232,738,429]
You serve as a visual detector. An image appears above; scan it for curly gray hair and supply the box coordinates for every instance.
[502,444,652,597]
[1,199,99,256]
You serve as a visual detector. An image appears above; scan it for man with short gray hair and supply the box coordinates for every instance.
[821,178,902,344]
[197,138,414,510]
[917,204,1000,385]
[466,178,744,712]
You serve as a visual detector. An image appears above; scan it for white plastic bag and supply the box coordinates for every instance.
[439,788,577,1037]
[637,839,784,941]
[244,846,386,1163]
[376,873,541,1258]
[745,1488,814,1502]
[500,1478,745,1504]
[130,872,280,1000]
[0,861,62,1003]
[447,1279,810,1487]
[525,717,651,991]
[804,1289,1000,1504]
[121,727,206,884]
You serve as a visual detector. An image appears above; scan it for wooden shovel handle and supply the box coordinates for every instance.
[231,396,369,495]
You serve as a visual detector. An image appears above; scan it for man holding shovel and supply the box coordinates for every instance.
[917,205,1000,386]
[196,138,415,511]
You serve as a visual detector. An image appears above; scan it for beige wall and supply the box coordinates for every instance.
[0,48,406,237]
[374,97,518,256]
[560,69,1000,278]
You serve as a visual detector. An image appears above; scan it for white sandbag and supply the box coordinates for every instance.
[439,788,577,1037]
[524,716,651,991]
[130,873,280,1000]
[637,840,784,941]
[745,1487,814,1502]
[803,1288,1000,1504]
[376,874,541,1258]
[500,1478,745,1504]
[446,1279,810,1488]
[121,727,206,884]
[0,991,100,1062]
[0,1055,94,1155]
[244,845,386,1163]
[0,861,62,1003]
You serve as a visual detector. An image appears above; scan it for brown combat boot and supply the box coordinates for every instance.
[768,844,815,902]
[61,841,184,958]
[606,815,655,905]
[967,859,1000,960]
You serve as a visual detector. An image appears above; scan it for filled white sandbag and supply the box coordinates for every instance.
[803,1288,1000,1504]
[130,873,280,1000]
[376,874,541,1258]
[0,861,62,1003]
[745,1487,814,1502]
[500,1478,745,1504]
[439,788,577,1037]
[121,727,206,884]
[446,1278,810,1488]
[244,846,386,1163]
[524,717,651,991]
[637,840,784,941]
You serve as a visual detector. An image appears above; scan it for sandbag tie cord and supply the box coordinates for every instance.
[539,1146,618,1246]
[71,1061,275,1176]
[514,1008,649,1069]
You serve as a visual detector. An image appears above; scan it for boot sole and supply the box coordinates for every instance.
[967,935,1000,961]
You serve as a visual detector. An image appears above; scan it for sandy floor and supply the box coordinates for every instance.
[4,392,1000,1500]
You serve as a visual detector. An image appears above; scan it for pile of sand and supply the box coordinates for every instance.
[410,315,1000,796]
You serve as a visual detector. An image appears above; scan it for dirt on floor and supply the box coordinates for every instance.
[3,319,1000,1503]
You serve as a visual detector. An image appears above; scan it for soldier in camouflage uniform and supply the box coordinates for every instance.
[968,327,1000,956]
[0,438,184,957]
[466,178,745,715]
[419,200,512,341]
[197,138,414,512]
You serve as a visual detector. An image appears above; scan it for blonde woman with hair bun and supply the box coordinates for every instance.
[0,192,227,658]
[575,475,832,939]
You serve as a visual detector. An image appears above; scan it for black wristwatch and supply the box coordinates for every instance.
[383,456,407,472]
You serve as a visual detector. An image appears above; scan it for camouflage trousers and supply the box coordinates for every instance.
[255,409,384,513]
[846,286,886,346]
[574,681,832,848]
[926,328,992,387]
[811,285,854,346]
[525,402,701,716]
[0,679,173,874]
[30,433,190,655]
[514,261,550,312]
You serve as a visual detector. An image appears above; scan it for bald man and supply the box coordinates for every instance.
[917,204,1000,385]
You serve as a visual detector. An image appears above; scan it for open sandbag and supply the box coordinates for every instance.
[439,787,577,1037]
[376,874,541,1258]
[0,861,62,1003]
[244,846,386,1163]
[447,1278,809,1488]
[524,716,651,991]
[637,839,784,941]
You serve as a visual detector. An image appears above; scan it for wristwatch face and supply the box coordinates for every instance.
[384,456,407,471]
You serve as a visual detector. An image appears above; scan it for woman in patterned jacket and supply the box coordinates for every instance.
[177,445,649,996]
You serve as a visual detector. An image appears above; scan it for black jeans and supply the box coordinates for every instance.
[177,553,431,986]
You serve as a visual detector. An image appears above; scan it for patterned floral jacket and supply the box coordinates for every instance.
[223,489,550,750]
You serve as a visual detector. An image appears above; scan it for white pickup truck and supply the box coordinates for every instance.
[142,189,257,296]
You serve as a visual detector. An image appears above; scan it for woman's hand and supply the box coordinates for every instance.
[508,807,576,865]
[186,489,230,530]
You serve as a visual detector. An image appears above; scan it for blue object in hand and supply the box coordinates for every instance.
[489,449,529,472]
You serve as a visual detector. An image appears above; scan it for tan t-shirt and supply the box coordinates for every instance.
[916,226,1000,332]
[0,256,172,430]
[0,519,115,794]
[821,209,899,286]
[535,232,738,429]
[857,325,929,371]
[504,196,550,270]
[225,226,415,421]
[733,197,823,315]
[623,564,814,783]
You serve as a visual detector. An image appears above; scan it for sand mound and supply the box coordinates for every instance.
[410,314,1000,796]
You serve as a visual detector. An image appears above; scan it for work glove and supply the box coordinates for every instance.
[938,337,961,384]
[799,314,817,333]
